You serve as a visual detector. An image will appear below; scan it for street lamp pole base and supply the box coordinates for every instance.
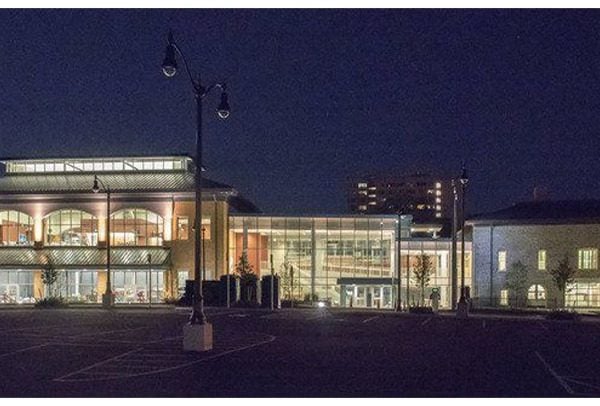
[101,293,114,308]
[183,322,213,352]
[456,301,469,318]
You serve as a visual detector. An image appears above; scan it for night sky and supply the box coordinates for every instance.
[2,9,600,215]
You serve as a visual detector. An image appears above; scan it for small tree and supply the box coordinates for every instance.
[41,260,59,298]
[235,252,258,304]
[279,259,293,300]
[412,254,433,305]
[548,254,577,309]
[505,261,529,308]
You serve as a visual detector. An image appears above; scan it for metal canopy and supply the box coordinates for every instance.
[0,247,171,269]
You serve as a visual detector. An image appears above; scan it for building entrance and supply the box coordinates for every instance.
[343,285,392,309]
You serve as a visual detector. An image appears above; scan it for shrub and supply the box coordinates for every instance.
[409,306,434,314]
[545,309,581,321]
[34,297,69,308]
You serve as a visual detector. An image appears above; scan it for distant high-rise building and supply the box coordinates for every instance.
[347,172,452,222]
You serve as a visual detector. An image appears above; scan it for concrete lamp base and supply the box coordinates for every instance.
[102,293,114,308]
[183,323,213,352]
[456,301,469,319]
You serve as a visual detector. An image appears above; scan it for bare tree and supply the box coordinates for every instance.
[505,261,529,308]
[548,254,577,309]
[412,254,433,305]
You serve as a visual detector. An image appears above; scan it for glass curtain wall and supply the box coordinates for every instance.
[46,210,98,246]
[111,209,164,246]
[0,270,34,303]
[229,215,397,308]
[0,211,34,245]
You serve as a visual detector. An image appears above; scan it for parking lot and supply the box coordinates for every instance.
[0,307,599,397]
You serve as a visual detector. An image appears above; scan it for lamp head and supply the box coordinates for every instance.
[459,165,469,186]
[161,31,178,78]
[92,176,100,193]
[216,91,230,119]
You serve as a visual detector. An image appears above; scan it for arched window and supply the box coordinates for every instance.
[528,284,546,301]
[111,208,163,246]
[0,211,33,246]
[46,210,98,246]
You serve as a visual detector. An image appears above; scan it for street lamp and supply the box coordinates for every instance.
[456,165,469,318]
[395,212,404,312]
[162,30,230,352]
[92,175,113,308]
[451,179,458,311]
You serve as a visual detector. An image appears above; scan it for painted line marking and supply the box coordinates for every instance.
[562,377,600,392]
[421,317,433,326]
[535,351,575,395]
[0,343,51,358]
[54,334,276,382]
[362,316,380,324]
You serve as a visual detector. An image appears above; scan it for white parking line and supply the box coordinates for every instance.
[0,343,51,358]
[535,351,575,395]
[421,317,433,326]
[362,316,380,324]
[54,334,277,382]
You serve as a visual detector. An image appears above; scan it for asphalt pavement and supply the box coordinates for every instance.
[0,307,599,397]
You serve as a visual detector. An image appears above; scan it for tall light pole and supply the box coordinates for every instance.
[456,165,469,318]
[395,212,403,311]
[451,179,458,311]
[92,175,113,308]
[162,30,230,351]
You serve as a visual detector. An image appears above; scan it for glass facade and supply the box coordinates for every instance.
[0,211,33,246]
[5,157,189,174]
[46,210,98,246]
[229,215,470,309]
[0,270,34,303]
[111,209,164,246]
[565,282,600,308]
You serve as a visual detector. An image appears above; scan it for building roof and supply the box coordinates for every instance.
[0,247,171,269]
[0,171,233,194]
[468,200,600,225]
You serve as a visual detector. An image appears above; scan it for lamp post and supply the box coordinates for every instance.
[451,179,458,311]
[162,30,230,351]
[395,212,403,311]
[92,175,113,308]
[456,165,469,318]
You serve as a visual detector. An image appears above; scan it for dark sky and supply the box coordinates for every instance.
[2,9,600,215]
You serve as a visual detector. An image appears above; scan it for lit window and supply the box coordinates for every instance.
[173,160,183,170]
[358,190,367,195]
[417,204,426,210]
[538,250,547,271]
[498,251,507,272]
[358,183,367,188]
[435,182,442,189]
[578,248,598,270]
[436,205,441,211]
[436,198,441,203]
[114,161,124,171]
[84,162,93,171]
[177,217,189,240]
[35,163,44,172]
[368,201,376,205]
[528,284,546,301]
[164,160,174,170]
[143,161,153,170]
[435,213,442,218]
[358,205,367,211]
[500,289,508,306]
[436,190,441,196]
[93,162,103,171]
[201,219,211,240]
[368,194,376,198]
